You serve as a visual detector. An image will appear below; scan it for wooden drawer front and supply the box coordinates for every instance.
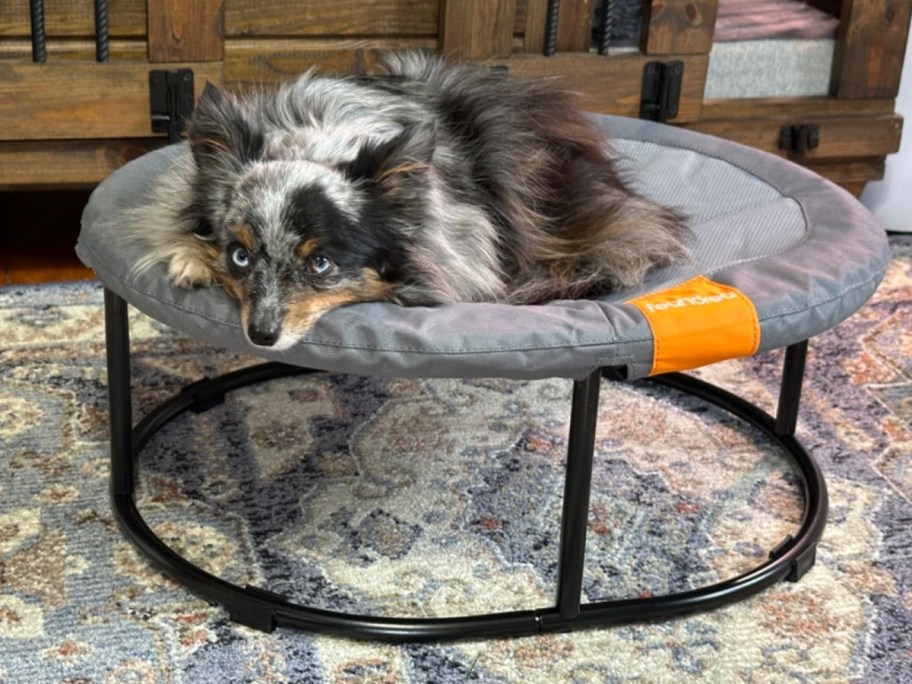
[0,62,222,141]
[682,115,903,160]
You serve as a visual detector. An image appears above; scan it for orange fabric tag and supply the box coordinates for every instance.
[629,276,760,376]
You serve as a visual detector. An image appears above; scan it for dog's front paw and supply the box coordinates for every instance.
[168,253,215,288]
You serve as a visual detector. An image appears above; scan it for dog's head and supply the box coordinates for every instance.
[184,83,432,350]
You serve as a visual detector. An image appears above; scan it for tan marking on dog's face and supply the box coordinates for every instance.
[360,267,394,300]
[281,268,394,335]
[214,271,245,302]
[296,238,321,259]
[283,290,362,335]
[232,223,256,250]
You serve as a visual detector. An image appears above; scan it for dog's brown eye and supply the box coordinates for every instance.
[307,254,334,276]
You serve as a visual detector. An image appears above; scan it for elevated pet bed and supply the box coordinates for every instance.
[77,115,890,641]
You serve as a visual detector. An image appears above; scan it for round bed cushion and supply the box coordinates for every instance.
[76,115,891,381]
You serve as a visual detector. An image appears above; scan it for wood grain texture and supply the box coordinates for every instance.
[0,62,222,141]
[556,0,594,52]
[439,0,517,59]
[832,0,912,98]
[225,38,437,84]
[0,139,162,188]
[522,0,549,52]
[148,0,224,62]
[702,96,897,119]
[488,53,709,121]
[0,38,147,61]
[643,0,718,54]
[682,114,903,159]
[803,158,886,185]
[223,0,439,37]
[0,0,146,37]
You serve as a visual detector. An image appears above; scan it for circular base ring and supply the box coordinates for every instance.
[111,362,827,642]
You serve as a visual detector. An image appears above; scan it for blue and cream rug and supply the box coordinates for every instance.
[1,240,910,683]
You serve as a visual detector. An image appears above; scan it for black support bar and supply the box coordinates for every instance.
[29,0,47,63]
[776,340,809,437]
[544,0,561,56]
[94,0,109,62]
[103,289,134,498]
[597,0,613,55]
[556,368,601,619]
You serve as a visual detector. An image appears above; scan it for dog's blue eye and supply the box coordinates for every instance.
[308,255,334,276]
[231,246,250,269]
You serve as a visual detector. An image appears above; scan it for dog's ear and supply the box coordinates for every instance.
[187,82,264,170]
[342,124,435,184]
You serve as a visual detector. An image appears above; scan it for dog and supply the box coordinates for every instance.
[124,53,689,350]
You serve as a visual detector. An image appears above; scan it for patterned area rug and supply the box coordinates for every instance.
[1,239,910,683]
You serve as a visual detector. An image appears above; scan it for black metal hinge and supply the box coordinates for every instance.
[149,69,195,143]
[779,124,820,160]
[640,61,684,123]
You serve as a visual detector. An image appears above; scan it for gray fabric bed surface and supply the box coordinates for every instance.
[76,115,890,381]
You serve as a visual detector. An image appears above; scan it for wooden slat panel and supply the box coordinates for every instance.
[702,96,897,119]
[225,38,437,84]
[0,38,148,61]
[489,53,709,121]
[832,0,912,98]
[643,0,718,54]
[682,114,903,159]
[556,0,593,52]
[522,0,549,52]
[0,62,222,141]
[803,158,886,184]
[224,0,439,37]
[0,0,146,38]
[0,139,162,188]
[439,0,517,59]
[148,0,224,62]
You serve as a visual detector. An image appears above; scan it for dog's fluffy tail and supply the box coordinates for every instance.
[508,109,690,304]
[508,153,690,303]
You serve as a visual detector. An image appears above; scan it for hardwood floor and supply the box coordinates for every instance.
[2,189,96,285]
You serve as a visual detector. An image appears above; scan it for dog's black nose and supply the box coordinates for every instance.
[247,323,280,347]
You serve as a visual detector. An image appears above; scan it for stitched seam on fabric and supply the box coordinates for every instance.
[755,267,887,322]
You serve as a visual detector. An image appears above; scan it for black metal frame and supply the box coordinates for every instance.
[103,288,827,641]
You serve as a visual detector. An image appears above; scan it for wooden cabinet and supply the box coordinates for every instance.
[1,0,906,189]
[0,0,908,281]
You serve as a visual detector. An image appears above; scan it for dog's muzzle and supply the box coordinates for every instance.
[246,306,284,347]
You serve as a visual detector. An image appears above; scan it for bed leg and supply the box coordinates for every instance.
[555,368,602,621]
[104,288,135,497]
[775,340,809,437]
